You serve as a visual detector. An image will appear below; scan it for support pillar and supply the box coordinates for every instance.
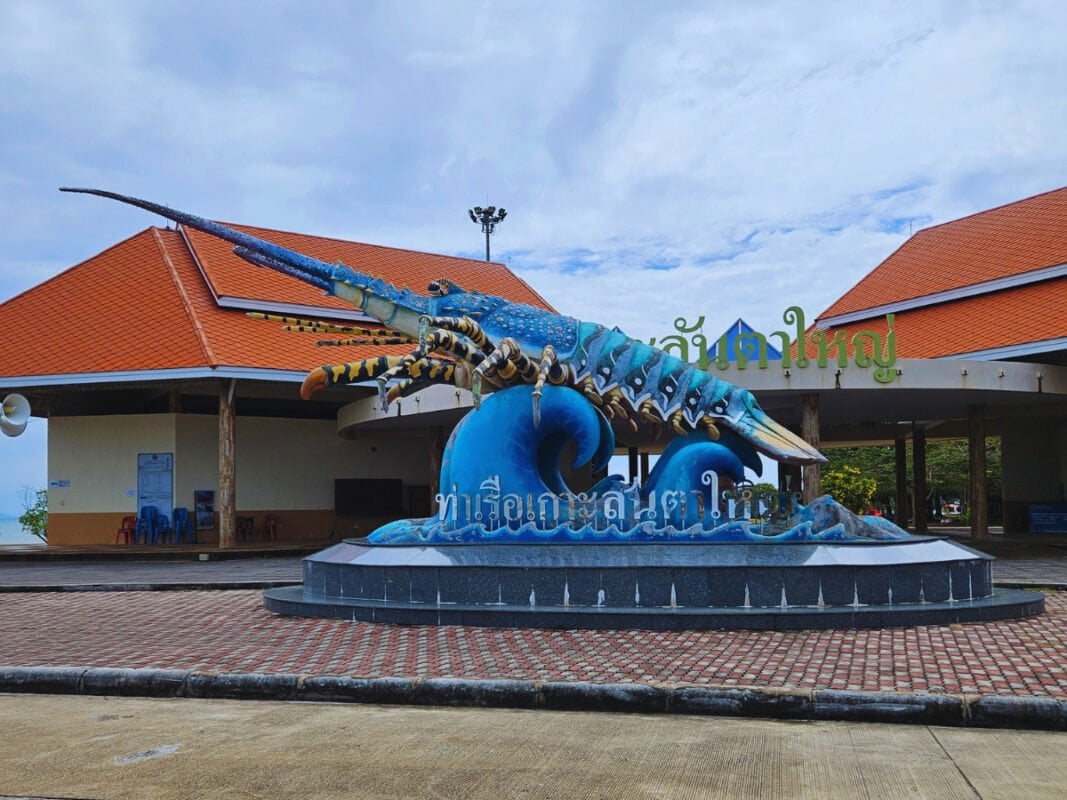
[779,464,801,500]
[640,452,650,485]
[968,405,989,541]
[429,426,446,514]
[895,439,909,530]
[628,447,639,484]
[801,393,821,504]
[218,379,236,550]
[912,425,928,533]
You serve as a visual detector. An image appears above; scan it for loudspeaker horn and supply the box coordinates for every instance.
[1,393,30,437]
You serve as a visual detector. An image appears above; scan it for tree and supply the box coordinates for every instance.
[820,465,877,514]
[824,438,1002,519]
[18,488,47,542]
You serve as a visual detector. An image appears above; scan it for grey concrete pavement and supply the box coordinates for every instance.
[0,694,1064,800]
[0,556,303,590]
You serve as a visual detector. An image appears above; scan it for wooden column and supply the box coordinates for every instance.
[801,393,821,504]
[895,438,909,530]
[968,405,989,541]
[218,380,236,550]
[429,426,446,514]
[628,447,639,484]
[912,425,928,533]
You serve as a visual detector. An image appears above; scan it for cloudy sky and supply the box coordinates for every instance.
[1,0,1065,515]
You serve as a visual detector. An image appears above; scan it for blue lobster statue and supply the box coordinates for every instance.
[62,188,825,472]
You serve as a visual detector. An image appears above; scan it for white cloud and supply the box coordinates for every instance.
[1,0,1066,509]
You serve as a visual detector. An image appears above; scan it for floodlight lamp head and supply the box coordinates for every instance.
[468,209,477,223]
[498,208,507,219]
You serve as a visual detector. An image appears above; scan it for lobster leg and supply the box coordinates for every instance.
[248,312,417,342]
[301,355,406,399]
[667,409,688,437]
[606,388,638,432]
[302,355,467,401]
[701,415,721,440]
[418,315,494,354]
[384,358,469,404]
[531,345,567,427]
[376,329,488,409]
[470,337,538,407]
[315,336,418,346]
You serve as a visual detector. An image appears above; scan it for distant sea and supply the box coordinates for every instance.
[0,517,42,544]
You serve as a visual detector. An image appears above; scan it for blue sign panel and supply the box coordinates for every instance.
[1028,503,1067,533]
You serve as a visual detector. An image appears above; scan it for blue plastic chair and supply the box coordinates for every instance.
[154,513,172,544]
[172,507,194,544]
[136,506,158,544]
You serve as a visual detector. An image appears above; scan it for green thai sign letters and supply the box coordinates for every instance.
[650,306,898,384]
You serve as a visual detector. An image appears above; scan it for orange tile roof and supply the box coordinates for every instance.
[803,275,1067,360]
[0,224,554,380]
[0,230,209,376]
[184,223,552,313]
[821,186,1067,319]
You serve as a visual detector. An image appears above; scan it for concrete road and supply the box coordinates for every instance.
[0,695,1064,799]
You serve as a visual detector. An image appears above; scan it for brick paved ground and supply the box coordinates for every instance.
[1,589,1065,698]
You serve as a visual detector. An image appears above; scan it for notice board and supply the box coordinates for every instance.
[137,452,174,521]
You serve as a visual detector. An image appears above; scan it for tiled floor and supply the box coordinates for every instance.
[1,588,1065,698]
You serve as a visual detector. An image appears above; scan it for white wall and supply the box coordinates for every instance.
[49,412,434,515]
[233,417,430,509]
[48,414,176,514]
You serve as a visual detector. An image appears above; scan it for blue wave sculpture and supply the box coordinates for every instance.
[369,386,908,544]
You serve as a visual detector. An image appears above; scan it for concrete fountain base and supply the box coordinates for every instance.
[263,537,1043,630]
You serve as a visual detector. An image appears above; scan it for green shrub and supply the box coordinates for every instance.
[18,488,47,542]
[821,466,877,514]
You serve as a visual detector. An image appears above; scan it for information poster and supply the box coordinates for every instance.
[137,453,173,521]
[194,490,215,530]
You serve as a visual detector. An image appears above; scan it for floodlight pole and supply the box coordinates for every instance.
[468,205,507,261]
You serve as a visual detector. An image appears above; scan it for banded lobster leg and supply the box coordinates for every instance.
[300,356,465,400]
[247,312,418,345]
[470,337,539,407]
[382,357,471,404]
[531,345,568,426]
[375,327,491,409]
[417,315,495,354]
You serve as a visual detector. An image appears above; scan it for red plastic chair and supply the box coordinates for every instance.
[115,515,138,544]
[236,516,255,543]
[259,513,279,542]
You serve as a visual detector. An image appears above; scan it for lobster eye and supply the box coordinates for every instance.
[712,401,727,415]
[634,377,643,386]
